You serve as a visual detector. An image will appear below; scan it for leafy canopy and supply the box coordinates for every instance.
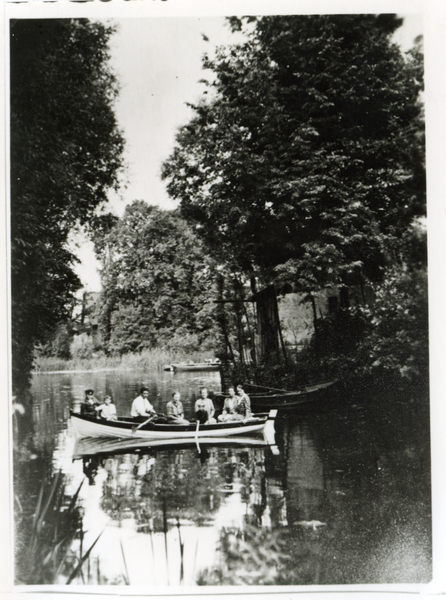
[10,19,125,391]
[95,202,220,354]
[162,15,425,291]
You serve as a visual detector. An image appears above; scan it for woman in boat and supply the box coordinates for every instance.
[81,389,100,417]
[131,387,156,418]
[166,391,189,424]
[235,385,252,419]
[194,387,216,424]
[218,386,242,422]
[96,395,117,421]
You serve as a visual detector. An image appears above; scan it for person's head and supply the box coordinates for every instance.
[85,389,94,398]
[228,386,236,396]
[200,387,209,398]
[104,396,112,405]
[172,391,181,402]
[236,385,244,395]
[140,387,149,398]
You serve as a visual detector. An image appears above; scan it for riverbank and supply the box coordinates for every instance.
[33,348,214,374]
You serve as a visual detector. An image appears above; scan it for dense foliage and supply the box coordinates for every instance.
[162,15,426,384]
[163,15,424,285]
[10,19,125,393]
[94,202,223,355]
[15,15,427,390]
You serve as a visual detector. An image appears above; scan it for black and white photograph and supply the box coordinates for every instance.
[2,0,445,595]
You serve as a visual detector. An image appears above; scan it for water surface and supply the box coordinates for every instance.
[16,368,431,586]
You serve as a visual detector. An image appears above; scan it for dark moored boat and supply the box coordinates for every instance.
[246,380,340,411]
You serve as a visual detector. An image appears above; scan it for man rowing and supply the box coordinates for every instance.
[131,387,156,418]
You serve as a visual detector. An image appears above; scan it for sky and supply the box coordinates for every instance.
[72,14,423,292]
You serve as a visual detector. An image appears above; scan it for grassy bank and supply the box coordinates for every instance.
[33,348,214,374]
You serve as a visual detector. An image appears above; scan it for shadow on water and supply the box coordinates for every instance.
[14,370,432,586]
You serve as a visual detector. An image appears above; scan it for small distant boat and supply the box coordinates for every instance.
[247,380,340,411]
[171,359,221,372]
[70,408,277,441]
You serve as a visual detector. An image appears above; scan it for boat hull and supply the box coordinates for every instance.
[249,380,339,410]
[171,363,220,372]
[70,410,276,441]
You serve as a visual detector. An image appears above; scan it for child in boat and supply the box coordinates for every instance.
[81,389,100,416]
[96,395,117,421]
[194,387,216,424]
[166,391,189,424]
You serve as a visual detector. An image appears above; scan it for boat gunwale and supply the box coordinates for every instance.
[70,410,269,434]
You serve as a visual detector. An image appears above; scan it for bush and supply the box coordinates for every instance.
[70,333,94,360]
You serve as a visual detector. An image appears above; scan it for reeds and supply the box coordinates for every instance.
[33,348,212,374]
[14,471,108,585]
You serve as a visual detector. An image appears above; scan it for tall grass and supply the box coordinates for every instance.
[14,468,113,585]
[15,471,83,584]
[33,348,214,374]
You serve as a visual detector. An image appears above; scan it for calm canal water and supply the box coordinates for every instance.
[19,368,432,586]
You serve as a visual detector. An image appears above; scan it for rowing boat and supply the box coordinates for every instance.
[246,380,340,411]
[70,409,277,441]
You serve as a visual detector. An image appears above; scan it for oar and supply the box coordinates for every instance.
[132,414,156,435]
[195,419,200,453]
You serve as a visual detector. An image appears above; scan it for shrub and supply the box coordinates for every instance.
[70,333,94,360]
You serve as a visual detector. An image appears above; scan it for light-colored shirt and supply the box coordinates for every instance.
[194,397,215,419]
[221,396,237,416]
[131,395,155,417]
[166,400,184,420]
[97,403,117,420]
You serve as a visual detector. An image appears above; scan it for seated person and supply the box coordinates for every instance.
[194,387,216,424]
[218,386,242,422]
[84,388,99,403]
[166,391,189,424]
[81,389,100,416]
[235,385,252,419]
[96,395,117,421]
[131,387,156,418]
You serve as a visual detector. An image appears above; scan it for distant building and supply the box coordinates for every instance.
[278,276,374,352]
[71,291,102,346]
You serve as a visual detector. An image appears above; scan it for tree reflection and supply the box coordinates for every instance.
[92,444,283,538]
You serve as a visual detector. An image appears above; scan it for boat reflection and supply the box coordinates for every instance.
[70,435,284,584]
[73,433,278,459]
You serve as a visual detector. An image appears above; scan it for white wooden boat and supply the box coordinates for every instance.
[70,409,277,441]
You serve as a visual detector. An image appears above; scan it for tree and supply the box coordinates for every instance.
[94,202,221,354]
[10,19,125,392]
[162,15,425,293]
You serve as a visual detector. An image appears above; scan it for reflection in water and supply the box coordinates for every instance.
[72,441,282,585]
[16,370,432,586]
[285,421,325,524]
